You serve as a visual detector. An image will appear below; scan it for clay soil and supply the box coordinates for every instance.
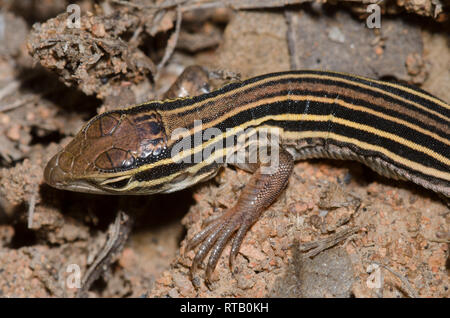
[0,0,448,297]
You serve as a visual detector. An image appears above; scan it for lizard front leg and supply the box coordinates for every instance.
[186,147,294,282]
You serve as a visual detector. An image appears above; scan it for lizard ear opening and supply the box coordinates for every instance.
[130,111,168,162]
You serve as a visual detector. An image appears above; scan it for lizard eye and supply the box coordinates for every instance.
[95,148,136,171]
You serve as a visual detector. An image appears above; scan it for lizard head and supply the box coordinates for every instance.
[44,106,170,194]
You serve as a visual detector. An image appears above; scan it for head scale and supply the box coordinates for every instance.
[44,108,169,194]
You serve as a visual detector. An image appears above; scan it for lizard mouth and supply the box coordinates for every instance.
[44,154,111,195]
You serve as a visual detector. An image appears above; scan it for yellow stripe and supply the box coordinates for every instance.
[123,165,216,193]
[156,73,449,123]
[123,132,261,191]
[323,116,449,166]
[85,112,449,183]
[172,112,449,168]
[334,98,450,146]
[171,94,449,147]
[100,175,130,186]
[346,72,450,110]
[283,131,450,181]
[123,127,450,191]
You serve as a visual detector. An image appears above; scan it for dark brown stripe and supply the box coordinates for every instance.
[161,77,449,137]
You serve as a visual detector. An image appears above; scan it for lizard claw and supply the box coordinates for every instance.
[187,206,256,283]
[186,147,294,282]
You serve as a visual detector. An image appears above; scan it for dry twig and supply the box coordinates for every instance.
[77,211,133,297]
[156,5,182,78]
[369,261,418,298]
[298,226,360,257]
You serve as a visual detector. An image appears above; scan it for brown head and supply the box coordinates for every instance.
[44,107,169,194]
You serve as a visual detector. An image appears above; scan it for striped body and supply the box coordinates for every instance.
[44,70,450,197]
[159,70,449,197]
[44,69,450,281]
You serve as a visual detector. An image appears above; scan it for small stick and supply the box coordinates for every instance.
[0,95,35,112]
[155,5,182,78]
[370,261,418,298]
[77,210,133,297]
[298,226,360,258]
[27,192,37,229]
[0,80,20,101]
[284,9,299,70]
[111,0,187,10]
